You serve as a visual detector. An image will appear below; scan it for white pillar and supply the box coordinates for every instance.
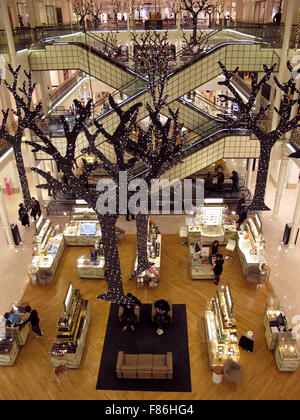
[52,159,59,180]
[264,0,273,23]
[271,0,297,131]
[273,154,289,215]
[0,184,15,248]
[246,158,254,190]
[0,0,17,69]
[288,186,300,248]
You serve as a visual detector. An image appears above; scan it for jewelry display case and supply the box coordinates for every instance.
[50,284,90,368]
[205,285,240,369]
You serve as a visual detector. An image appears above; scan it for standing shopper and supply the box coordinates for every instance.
[17,305,43,338]
[31,197,41,221]
[213,254,224,286]
[18,203,30,227]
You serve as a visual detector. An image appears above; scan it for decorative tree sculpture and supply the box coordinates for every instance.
[218,61,300,211]
[91,1,103,30]
[0,65,34,212]
[181,29,215,56]
[3,65,142,305]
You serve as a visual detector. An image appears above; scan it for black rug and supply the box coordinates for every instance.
[96,303,191,392]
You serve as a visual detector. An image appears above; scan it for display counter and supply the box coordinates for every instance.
[0,305,30,366]
[237,214,268,283]
[77,254,105,279]
[50,284,90,368]
[205,285,240,369]
[28,216,65,282]
[189,245,214,280]
[264,296,300,371]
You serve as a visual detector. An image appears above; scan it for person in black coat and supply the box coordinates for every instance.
[213,254,224,285]
[236,193,248,230]
[154,299,171,335]
[273,8,282,24]
[16,305,43,338]
[18,203,30,227]
[120,293,142,332]
[31,197,41,221]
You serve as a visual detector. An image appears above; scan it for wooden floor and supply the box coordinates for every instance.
[1,234,300,400]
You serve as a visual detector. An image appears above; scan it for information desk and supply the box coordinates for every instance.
[189,245,214,280]
[205,285,240,369]
[77,254,105,279]
[50,284,90,368]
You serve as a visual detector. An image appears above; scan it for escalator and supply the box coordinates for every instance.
[31,38,277,164]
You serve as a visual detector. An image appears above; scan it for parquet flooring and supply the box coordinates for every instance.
[1,234,300,400]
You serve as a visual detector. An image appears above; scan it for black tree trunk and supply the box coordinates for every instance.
[14,144,32,212]
[130,213,154,279]
[248,142,273,211]
[97,213,127,304]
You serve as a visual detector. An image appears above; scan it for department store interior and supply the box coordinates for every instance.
[0,0,300,401]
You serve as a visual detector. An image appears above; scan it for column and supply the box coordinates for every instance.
[0,185,15,248]
[286,75,300,141]
[272,152,289,215]
[246,158,254,190]
[0,82,14,130]
[10,0,19,28]
[271,0,297,131]
[288,186,300,248]
[0,0,17,69]
[25,130,45,214]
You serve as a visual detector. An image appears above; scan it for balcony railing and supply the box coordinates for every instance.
[0,19,298,54]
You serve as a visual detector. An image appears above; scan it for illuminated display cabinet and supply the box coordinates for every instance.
[205,285,240,369]
[187,200,236,245]
[50,284,90,368]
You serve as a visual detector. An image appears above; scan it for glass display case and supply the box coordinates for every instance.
[63,219,101,246]
[205,285,240,369]
[135,221,161,288]
[236,213,267,283]
[29,217,65,278]
[187,202,236,245]
[50,284,90,368]
[77,254,106,279]
[189,244,214,280]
